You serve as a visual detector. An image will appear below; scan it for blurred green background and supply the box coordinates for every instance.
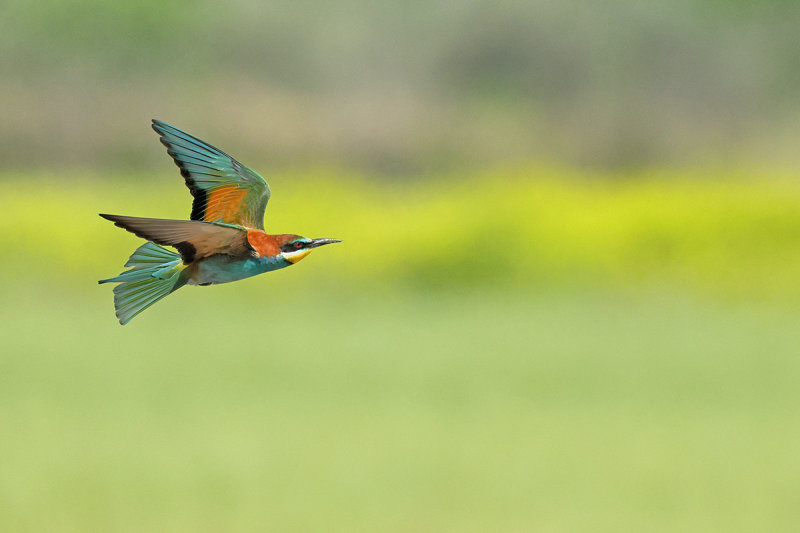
[2,1,800,531]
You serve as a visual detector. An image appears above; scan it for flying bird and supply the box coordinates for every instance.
[99,120,341,324]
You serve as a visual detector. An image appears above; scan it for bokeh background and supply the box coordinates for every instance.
[2,1,800,531]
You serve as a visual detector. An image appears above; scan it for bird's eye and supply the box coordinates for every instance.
[293,241,304,249]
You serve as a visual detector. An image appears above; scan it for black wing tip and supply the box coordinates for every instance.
[99,213,117,221]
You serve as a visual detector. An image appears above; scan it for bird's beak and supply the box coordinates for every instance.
[308,238,342,248]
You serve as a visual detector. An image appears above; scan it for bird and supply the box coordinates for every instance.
[99,119,341,325]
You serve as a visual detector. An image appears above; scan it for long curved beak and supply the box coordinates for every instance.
[308,238,342,248]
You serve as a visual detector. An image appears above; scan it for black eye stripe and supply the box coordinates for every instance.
[281,240,309,253]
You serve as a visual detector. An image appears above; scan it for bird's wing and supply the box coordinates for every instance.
[151,120,271,230]
[100,214,252,263]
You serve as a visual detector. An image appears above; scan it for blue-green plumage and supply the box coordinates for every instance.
[99,243,188,325]
[189,254,291,285]
[99,244,292,323]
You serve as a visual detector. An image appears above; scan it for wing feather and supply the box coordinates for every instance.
[151,120,271,229]
[100,214,252,263]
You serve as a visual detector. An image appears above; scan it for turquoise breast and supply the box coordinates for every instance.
[192,254,291,285]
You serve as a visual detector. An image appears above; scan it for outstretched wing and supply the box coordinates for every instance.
[100,214,252,263]
[151,120,271,229]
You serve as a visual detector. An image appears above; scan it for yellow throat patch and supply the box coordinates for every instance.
[283,249,312,264]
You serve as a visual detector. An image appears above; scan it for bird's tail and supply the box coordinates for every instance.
[99,242,189,325]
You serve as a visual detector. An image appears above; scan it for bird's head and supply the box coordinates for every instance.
[278,235,342,264]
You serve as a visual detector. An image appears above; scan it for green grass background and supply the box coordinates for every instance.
[2,169,800,531]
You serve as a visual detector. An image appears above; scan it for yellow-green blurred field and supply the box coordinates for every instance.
[6,167,800,300]
[2,168,800,531]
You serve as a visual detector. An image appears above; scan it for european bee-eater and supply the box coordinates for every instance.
[99,119,341,324]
